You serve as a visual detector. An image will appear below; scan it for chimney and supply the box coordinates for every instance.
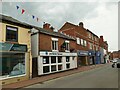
[43,23,50,30]
[99,36,104,47]
[43,22,54,32]
[79,22,84,28]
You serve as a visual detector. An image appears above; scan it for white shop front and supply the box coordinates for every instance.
[37,51,77,75]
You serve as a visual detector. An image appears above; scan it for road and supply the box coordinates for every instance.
[24,64,119,88]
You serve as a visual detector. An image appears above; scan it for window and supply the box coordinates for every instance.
[65,40,69,51]
[51,65,56,72]
[89,42,92,49]
[6,26,18,42]
[51,56,56,63]
[84,40,87,46]
[43,66,50,73]
[66,56,70,62]
[0,52,25,77]
[52,38,58,51]
[66,64,70,69]
[43,57,49,64]
[58,56,62,63]
[88,32,91,38]
[81,39,84,46]
[52,41,58,50]
[76,38,80,45]
[58,65,62,70]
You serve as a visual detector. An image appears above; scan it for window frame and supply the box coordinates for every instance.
[6,25,18,42]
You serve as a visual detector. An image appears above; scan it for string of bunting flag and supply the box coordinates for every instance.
[16,5,40,22]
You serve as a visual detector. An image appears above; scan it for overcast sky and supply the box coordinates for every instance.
[1,0,119,52]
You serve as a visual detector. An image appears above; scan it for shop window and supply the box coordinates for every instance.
[58,65,62,70]
[51,56,56,63]
[51,65,56,72]
[43,66,50,73]
[58,56,62,63]
[43,57,49,64]
[0,52,25,77]
[66,64,70,69]
[6,26,18,42]
[66,56,70,62]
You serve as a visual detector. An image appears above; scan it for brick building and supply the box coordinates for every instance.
[110,50,120,60]
[31,23,77,77]
[59,22,101,66]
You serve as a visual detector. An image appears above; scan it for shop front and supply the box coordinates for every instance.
[88,50,95,65]
[77,50,89,66]
[0,42,30,85]
[95,51,101,64]
[32,51,77,76]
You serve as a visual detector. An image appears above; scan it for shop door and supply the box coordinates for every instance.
[32,58,38,78]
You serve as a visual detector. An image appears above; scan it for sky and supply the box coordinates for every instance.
[1,0,119,52]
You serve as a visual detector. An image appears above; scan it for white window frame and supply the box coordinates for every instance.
[76,38,80,45]
[65,40,70,52]
[51,38,58,52]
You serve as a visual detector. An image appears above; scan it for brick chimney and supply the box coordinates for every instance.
[79,22,84,28]
[99,36,104,47]
[43,23,54,32]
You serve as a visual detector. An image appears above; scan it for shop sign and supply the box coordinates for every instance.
[78,50,88,56]
[40,51,77,56]
[0,42,27,52]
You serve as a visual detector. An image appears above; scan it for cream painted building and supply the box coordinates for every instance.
[0,14,32,85]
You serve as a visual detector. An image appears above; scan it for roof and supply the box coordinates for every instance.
[63,22,99,38]
[32,26,76,41]
[0,14,32,29]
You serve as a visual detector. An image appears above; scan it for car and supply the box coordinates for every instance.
[112,59,120,68]
[116,59,120,68]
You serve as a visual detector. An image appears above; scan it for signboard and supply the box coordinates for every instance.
[78,50,88,56]
[0,42,27,52]
[40,51,77,56]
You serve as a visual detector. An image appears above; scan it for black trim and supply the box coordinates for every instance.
[6,25,18,42]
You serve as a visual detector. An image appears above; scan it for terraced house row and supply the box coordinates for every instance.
[0,14,109,85]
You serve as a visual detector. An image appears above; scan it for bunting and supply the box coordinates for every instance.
[16,6,19,9]
[21,9,25,14]
[15,5,41,22]
[32,15,35,19]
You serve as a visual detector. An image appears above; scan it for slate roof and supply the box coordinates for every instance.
[32,26,76,41]
[0,14,75,40]
[0,14,32,29]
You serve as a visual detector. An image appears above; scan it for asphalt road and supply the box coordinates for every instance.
[25,64,119,88]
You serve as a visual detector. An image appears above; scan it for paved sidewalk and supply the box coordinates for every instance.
[2,64,108,90]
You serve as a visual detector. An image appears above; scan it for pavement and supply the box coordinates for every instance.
[24,63,118,88]
[2,63,108,90]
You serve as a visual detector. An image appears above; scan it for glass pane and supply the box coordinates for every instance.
[51,56,56,63]
[51,65,56,72]
[1,52,25,76]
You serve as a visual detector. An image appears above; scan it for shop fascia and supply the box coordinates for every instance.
[39,51,77,56]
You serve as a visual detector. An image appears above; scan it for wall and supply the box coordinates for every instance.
[1,22,32,85]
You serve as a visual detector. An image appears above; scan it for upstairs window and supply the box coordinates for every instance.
[52,38,58,51]
[76,38,80,45]
[6,26,18,42]
[65,40,69,51]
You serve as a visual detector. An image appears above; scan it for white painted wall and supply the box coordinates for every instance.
[37,54,77,75]
[31,33,39,58]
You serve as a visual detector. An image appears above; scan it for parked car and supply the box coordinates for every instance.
[116,59,120,68]
[112,59,120,68]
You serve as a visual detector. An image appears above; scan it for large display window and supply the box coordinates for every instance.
[0,52,26,78]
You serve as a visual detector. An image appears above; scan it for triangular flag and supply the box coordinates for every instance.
[22,9,25,14]
[32,15,35,19]
[37,17,39,22]
[16,5,19,9]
